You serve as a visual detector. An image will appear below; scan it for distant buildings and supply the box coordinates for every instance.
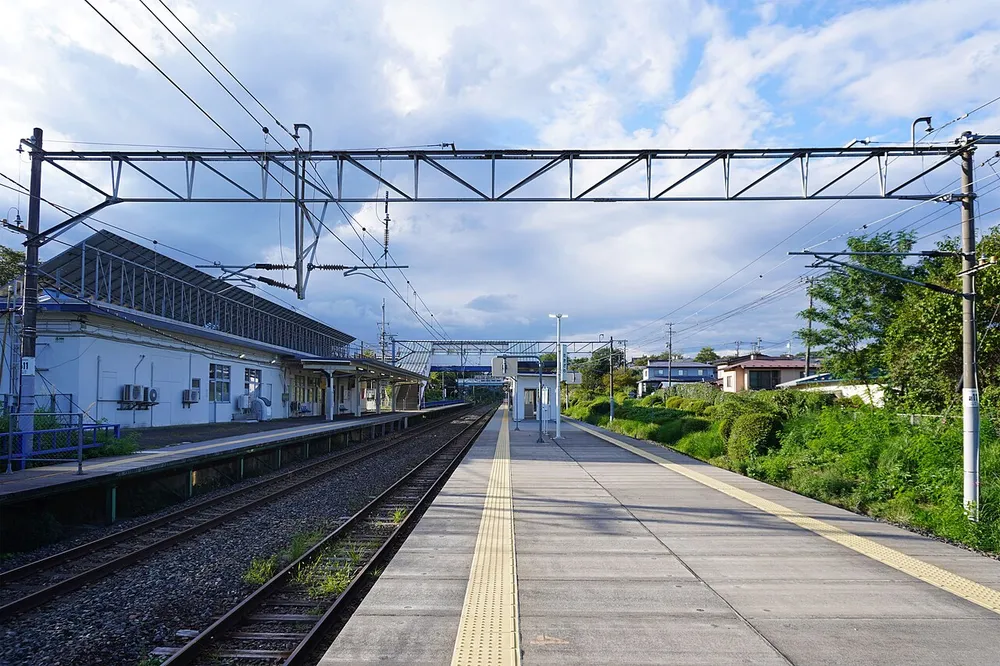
[717,355,811,392]
[637,360,716,396]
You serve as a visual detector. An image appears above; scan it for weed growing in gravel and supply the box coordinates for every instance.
[282,529,326,561]
[135,656,164,666]
[391,508,407,524]
[242,555,278,585]
[346,544,367,566]
[308,564,354,598]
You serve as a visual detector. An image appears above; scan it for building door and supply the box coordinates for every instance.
[524,388,537,420]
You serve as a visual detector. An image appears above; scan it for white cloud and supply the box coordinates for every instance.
[1,0,998,356]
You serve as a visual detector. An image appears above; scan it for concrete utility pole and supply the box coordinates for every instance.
[18,128,43,456]
[666,323,673,396]
[960,138,980,520]
[609,336,614,423]
[804,278,814,376]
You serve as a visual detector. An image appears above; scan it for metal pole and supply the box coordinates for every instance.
[293,149,305,299]
[18,128,43,467]
[537,365,544,443]
[77,413,83,475]
[960,142,980,520]
[667,323,673,397]
[805,279,814,376]
[609,336,614,423]
[555,316,563,438]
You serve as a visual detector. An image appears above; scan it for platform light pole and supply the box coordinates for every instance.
[549,314,567,438]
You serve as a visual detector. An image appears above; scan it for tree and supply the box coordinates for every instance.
[883,226,1000,411]
[0,246,24,285]
[797,232,916,384]
[539,352,557,363]
[694,346,719,363]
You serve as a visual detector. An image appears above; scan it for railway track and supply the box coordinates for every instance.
[155,406,495,665]
[0,407,475,619]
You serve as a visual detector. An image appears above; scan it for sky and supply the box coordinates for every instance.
[1,0,999,361]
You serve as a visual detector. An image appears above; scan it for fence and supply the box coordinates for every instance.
[2,413,121,474]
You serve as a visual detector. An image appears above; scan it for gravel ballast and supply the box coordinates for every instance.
[0,416,479,666]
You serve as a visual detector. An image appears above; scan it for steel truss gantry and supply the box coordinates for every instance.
[391,339,621,375]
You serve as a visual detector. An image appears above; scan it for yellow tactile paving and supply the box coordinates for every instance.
[452,406,520,666]
[571,421,1000,615]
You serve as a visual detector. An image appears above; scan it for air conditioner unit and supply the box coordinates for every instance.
[237,394,251,410]
[122,384,134,402]
[182,388,200,403]
[130,384,145,401]
[146,387,159,403]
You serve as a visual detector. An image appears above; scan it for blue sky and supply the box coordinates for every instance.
[2,0,999,360]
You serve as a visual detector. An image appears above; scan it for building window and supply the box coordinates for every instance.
[245,368,261,399]
[726,375,732,388]
[749,370,781,390]
[656,369,664,376]
[676,369,686,376]
[697,369,704,376]
[209,363,231,402]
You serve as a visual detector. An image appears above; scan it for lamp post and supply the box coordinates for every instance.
[548,314,568,439]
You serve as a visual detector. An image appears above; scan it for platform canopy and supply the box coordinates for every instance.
[300,356,427,383]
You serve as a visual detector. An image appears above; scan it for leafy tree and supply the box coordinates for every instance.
[539,352,557,363]
[694,346,719,363]
[0,246,24,285]
[884,226,1000,411]
[797,232,916,384]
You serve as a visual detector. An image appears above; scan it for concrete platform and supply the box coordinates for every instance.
[321,409,1000,665]
[0,404,463,505]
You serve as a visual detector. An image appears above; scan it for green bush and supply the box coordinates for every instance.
[681,417,710,435]
[702,405,717,418]
[665,396,684,409]
[719,417,734,442]
[727,413,781,468]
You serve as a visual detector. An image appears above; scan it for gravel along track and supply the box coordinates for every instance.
[0,410,491,666]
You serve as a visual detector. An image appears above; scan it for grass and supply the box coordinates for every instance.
[241,527,328,586]
[135,656,165,666]
[567,393,1000,555]
[242,555,278,585]
[391,507,407,524]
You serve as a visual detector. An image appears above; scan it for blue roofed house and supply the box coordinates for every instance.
[638,360,717,397]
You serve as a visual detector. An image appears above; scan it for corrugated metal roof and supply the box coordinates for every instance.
[38,230,355,345]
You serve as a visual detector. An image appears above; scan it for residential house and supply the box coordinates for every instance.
[718,355,809,392]
[638,360,716,396]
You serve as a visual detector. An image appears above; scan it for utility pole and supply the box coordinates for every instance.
[18,128,43,460]
[735,341,741,356]
[379,298,387,361]
[805,277,814,376]
[666,323,674,396]
[960,136,980,520]
[608,336,614,423]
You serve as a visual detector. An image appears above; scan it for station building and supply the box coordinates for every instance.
[1,231,424,428]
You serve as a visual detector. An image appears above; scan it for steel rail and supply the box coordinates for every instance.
[0,407,473,618]
[158,406,496,665]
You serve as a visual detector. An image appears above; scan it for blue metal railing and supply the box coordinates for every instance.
[2,417,122,473]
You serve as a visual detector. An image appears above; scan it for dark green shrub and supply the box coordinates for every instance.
[703,405,717,418]
[719,417,734,442]
[729,412,781,456]
[665,396,684,409]
[681,417,710,435]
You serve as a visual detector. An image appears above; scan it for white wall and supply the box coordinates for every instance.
[24,313,299,427]
[510,373,558,422]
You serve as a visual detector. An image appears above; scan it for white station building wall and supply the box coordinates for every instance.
[14,311,340,427]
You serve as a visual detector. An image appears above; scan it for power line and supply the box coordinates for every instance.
[155,0,295,140]
[82,0,249,152]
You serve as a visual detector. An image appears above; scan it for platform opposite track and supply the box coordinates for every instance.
[323,409,1000,666]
